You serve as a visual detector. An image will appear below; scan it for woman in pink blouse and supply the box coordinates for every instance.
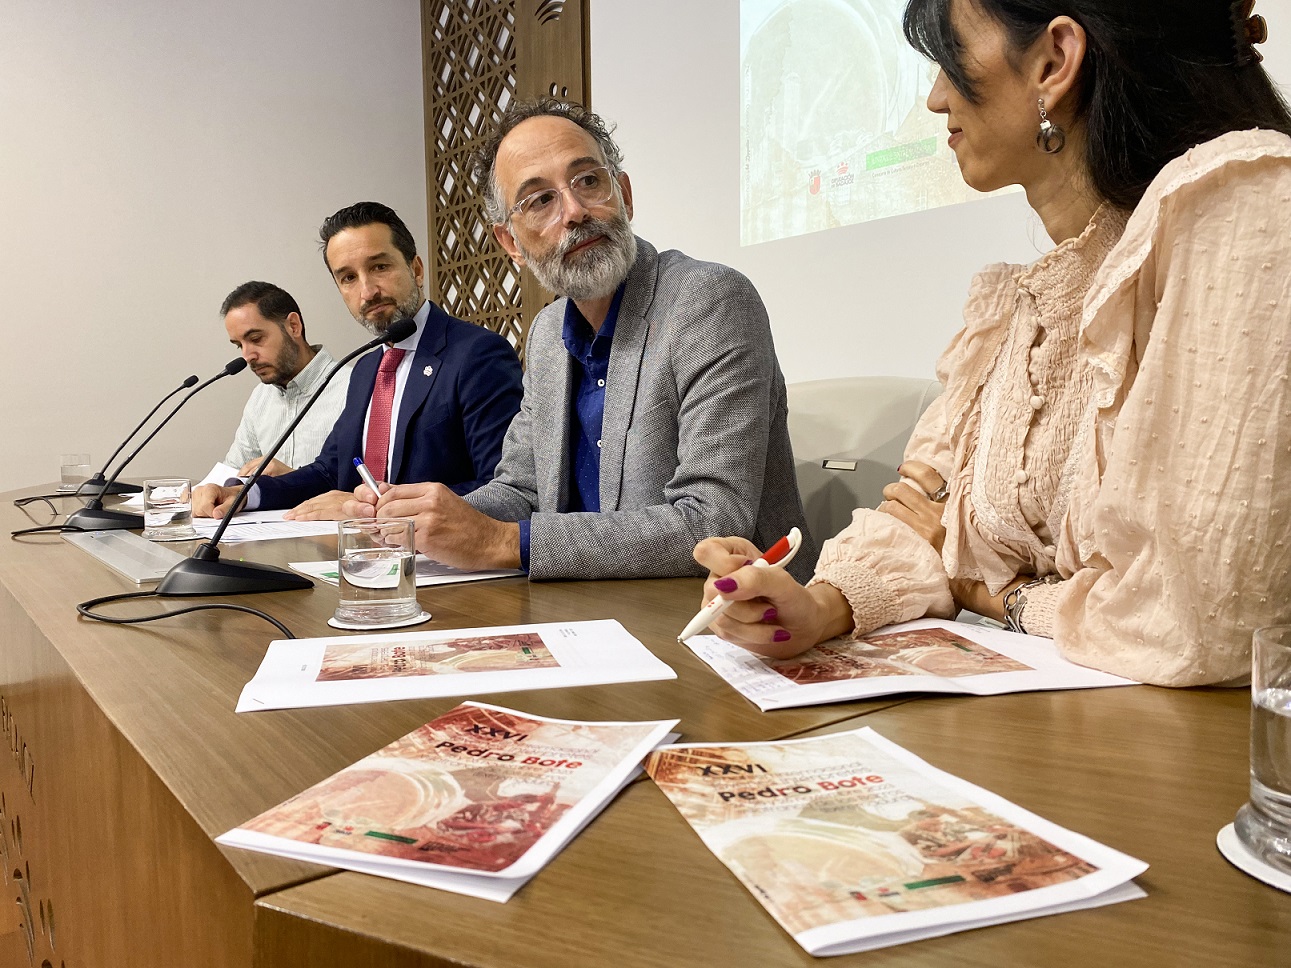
[696,0,1291,686]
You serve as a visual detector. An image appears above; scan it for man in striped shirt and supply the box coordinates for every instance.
[221,280,351,476]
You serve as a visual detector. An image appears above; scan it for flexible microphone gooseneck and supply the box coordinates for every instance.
[65,358,249,532]
[78,373,201,496]
[13,373,200,509]
[157,318,418,597]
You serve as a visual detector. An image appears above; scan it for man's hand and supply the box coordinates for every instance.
[284,490,360,521]
[373,483,521,570]
[238,456,293,477]
[691,537,854,659]
[193,484,243,519]
[878,461,948,554]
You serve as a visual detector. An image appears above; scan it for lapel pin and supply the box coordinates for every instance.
[423,365,434,377]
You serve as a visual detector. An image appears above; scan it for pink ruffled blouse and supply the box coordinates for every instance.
[811,130,1291,686]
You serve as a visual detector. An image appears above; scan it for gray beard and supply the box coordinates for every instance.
[519,211,636,301]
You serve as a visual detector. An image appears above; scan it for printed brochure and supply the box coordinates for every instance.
[685,619,1136,710]
[218,701,678,901]
[646,726,1146,954]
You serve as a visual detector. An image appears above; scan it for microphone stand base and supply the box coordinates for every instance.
[65,508,144,531]
[156,556,312,596]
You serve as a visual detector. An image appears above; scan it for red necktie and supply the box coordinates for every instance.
[364,347,406,482]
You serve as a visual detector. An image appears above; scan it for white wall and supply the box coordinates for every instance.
[5,0,1289,493]
[589,0,1291,384]
[0,0,428,492]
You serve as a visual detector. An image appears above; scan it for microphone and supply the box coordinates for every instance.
[158,318,418,596]
[17,373,200,504]
[65,358,249,532]
[81,373,202,496]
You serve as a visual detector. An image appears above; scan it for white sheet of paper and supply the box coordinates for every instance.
[192,515,337,542]
[685,618,1138,711]
[235,618,677,713]
[117,462,241,509]
[288,555,522,587]
[198,461,242,487]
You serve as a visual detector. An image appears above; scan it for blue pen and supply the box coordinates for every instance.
[352,457,381,495]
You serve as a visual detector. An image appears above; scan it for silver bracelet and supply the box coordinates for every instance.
[1002,575,1060,633]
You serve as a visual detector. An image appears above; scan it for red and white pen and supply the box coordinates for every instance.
[677,527,803,642]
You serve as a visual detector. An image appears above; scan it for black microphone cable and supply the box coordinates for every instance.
[74,589,296,638]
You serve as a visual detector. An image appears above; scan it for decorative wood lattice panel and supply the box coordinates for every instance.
[422,0,589,365]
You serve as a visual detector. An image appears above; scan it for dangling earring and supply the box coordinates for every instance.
[1036,98,1066,154]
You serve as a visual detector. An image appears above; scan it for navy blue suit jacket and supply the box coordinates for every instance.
[255,303,523,510]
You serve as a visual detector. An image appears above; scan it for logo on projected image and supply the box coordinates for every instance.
[740,0,1018,245]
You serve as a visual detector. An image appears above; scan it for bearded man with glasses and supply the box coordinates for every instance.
[343,98,814,580]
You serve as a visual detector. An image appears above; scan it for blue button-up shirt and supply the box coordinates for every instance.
[518,285,625,570]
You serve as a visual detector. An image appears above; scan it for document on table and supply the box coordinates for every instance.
[119,462,242,508]
[192,512,338,543]
[235,618,677,713]
[217,701,679,902]
[646,726,1147,955]
[288,555,522,587]
[685,618,1138,711]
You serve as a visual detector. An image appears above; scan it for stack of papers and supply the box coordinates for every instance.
[646,726,1146,954]
[236,619,676,712]
[218,701,678,901]
[685,619,1137,710]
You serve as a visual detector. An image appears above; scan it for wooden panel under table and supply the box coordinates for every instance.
[252,685,1288,968]
[0,490,899,965]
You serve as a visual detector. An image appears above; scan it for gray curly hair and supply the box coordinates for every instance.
[471,97,625,225]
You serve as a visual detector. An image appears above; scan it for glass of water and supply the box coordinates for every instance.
[141,478,197,541]
[59,453,92,492]
[334,518,420,626]
[1234,625,1291,872]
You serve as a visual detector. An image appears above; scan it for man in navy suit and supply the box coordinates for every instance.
[193,202,522,519]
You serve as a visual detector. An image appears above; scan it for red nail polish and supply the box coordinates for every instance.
[773,629,792,643]
[762,607,778,622]
[714,577,738,594]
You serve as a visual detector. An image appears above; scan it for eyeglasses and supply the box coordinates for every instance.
[507,166,617,229]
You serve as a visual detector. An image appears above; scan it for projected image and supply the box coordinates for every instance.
[740,0,1016,244]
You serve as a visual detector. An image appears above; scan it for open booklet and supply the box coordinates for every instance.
[685,618,1137,711]
[235,619,676,713]
[289,554,523,587]
[217,701,678,902]
[646,726,1146,955]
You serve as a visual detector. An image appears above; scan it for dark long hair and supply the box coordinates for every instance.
[903,0,1291,207]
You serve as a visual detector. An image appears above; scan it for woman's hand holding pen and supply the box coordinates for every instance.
[691,537,854,660]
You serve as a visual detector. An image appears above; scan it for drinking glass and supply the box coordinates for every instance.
[141,478,196,541]
[59,453,92,492]
[1234,625,1291,872]
[334,518,420,626]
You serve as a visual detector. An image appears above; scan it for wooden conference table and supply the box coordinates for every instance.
[0,490,1285,967]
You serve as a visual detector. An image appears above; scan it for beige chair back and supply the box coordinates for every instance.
[786,376,943,545]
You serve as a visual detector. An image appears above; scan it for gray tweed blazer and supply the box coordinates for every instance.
[466,237,816,581]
